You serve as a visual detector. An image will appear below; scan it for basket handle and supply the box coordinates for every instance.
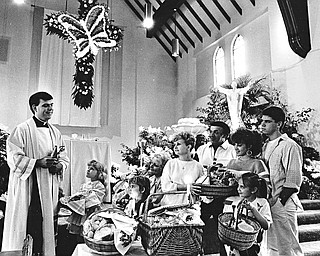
[143,191,191,221]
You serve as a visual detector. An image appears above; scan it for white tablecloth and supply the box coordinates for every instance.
[61,139,112,202]
[71,242,147,256]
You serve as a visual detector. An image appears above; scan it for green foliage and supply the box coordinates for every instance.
[119,126,173,167]
[196,74,275,128]
[196,74,320,199]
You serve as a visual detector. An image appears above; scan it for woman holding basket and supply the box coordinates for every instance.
[161,132,205,206]
[227,127,269,180]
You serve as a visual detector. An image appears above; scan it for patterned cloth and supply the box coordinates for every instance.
[60,180,106,234]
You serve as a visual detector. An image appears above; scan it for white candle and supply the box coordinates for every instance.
[187,184,191,197]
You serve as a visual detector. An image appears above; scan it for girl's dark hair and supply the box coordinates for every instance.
[173,132,195,150]
[129,175,151,201]
[230,128,263,157]
[241,172,268,199]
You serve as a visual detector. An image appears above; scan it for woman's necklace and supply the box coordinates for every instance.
[238,155,251,161]
[179,158,192,170]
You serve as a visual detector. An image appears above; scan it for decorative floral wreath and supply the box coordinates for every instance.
[44,0,124,109]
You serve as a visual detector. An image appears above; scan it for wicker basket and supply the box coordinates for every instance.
[138,191,204,256]
[196,183,238,197]
[84,236,119,255]
[83,207,128,255]
[217,212,261,251]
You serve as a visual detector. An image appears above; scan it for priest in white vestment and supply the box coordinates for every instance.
[2,92,69,256]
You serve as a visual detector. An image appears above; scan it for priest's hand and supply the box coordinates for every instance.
[36,156,58,168]
[48,162,63,175]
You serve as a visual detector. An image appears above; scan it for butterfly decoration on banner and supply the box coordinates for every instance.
[44,0,123,109]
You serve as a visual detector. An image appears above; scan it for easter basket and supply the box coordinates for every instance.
[84,236,118,255]
[138,191,205,256]
[196,183,238,197]
[83,207,137,255]
[218,212,261,251]
[196,164,238,197]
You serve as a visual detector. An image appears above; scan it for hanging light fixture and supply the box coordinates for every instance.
[172,38,179,57]
[13,0,25,4]
[172,10,179,57]
[143,2,154,29]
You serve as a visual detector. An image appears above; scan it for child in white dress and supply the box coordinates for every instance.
[61,160,106,234]
[223,172,272,256]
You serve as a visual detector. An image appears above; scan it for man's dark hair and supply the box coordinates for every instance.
[261,106,286,123]
[209,121,231,136]
[29,92,53,113]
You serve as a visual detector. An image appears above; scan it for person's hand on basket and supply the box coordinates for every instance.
[191,183,202,195]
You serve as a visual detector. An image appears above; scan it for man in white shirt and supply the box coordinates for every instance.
[260,106,303,256]
[197,121,236,167]
[196,121,236,255]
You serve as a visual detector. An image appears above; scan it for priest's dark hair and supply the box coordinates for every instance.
[29,91,53,113]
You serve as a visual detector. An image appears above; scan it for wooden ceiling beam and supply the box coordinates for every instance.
[249,0,256,6]
[177,9,203,43]
[212,0,231,23]
[169,17,195,48]
[196,0,220,30]
[146,0,188,38]
[165,23,189,53]
[158,27,183,58]
[152,0,192,50]
[154,0,195,48]
[230,0,242,15]
[124,0,177,60]
[184,1,211,37]
[154,34,178,61]
[124,0,143,20]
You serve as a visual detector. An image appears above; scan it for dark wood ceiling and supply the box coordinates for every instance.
[124,0,258,61]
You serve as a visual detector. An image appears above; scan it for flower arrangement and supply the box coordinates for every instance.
[196,74,320,199]
[119,126,173,168]
[196,74,273,128]
[44,0,124,109]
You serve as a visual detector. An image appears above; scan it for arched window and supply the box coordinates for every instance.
[213,46,225,87]
[231,34,245,79]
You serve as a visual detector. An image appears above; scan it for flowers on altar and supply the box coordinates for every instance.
[119,126,174,169]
